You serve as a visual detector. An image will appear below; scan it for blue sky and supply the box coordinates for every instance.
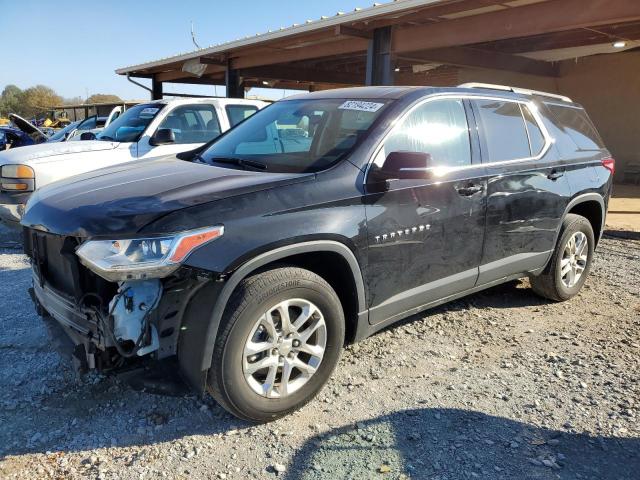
[0,0,386,101]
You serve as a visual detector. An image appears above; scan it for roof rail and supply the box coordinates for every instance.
[458,82,573,103]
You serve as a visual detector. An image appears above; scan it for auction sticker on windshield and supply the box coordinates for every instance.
[140,107,160,117]
[338,101,384,112]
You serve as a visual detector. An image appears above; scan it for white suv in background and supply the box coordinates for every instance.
[0,97,267,227]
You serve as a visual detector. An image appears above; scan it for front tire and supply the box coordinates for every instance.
[207,267,345,422]
[530,213,595,301]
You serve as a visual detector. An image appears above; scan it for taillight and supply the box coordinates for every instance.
[601,157,615,175]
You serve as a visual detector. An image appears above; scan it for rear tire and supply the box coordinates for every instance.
[530,213,595,301]
[207,267,344,422]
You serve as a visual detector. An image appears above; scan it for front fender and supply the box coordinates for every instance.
[177,240,366,392]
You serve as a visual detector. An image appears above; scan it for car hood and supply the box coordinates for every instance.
[8,113,48,142]
[0,140,119,164]
[21,157,313,237]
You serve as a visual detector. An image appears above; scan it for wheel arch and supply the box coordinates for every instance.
[564,193,605,246]
[177,240,367,393]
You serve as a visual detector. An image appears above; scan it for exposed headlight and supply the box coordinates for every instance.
[76,226,224,282]
[1,164,35,192]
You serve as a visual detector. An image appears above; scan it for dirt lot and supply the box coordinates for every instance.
[0,223,638,480]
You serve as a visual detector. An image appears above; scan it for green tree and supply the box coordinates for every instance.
[0,85,24,116]
[20,85,63,118]
[86,94,122,104]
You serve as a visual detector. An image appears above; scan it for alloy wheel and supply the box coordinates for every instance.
[560,231,588,288]
[242,299,327,399]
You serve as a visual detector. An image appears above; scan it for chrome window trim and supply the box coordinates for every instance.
[365,93,554,180]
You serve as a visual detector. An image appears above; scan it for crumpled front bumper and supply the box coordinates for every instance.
[0,203,25,226]
[30,272,103,371]
[32,271,99,339]
[0,191,30,227]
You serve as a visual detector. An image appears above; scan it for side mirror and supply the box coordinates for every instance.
[375,151,432,180]
[150,128,176,146]
[80,131,96,141]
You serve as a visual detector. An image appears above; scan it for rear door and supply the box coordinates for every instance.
[471,97,571,285]
[364,96,487,324]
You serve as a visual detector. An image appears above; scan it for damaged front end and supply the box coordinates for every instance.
[109,280,162,358]
[24,226,223,377]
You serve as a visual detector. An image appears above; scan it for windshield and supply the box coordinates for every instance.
[97,103,164,142]
[200,99,390,173]
[47,120,81,142]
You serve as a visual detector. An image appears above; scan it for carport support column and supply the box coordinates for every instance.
[151,76,163,100]
[365,26,394,86]
[225,60,245,98]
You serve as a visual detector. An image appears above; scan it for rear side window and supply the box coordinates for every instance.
[545,104,604,151]
[226,105,259,127]
[473,100,530,162]
[521,105,546,155]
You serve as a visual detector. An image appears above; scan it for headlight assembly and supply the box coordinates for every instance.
[76,226,224,282]
[1,164,35,192]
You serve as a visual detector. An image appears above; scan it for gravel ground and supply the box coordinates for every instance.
[0,222,638,480]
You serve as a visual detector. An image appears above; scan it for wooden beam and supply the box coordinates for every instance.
[155,64,225,82]
[401,46,559,77]
[363,0,504,29]
[243,79,310,90]
[476,21,640,54]
[230,38,369,69]
[199,56,226,65]
[334,24,372,39]
[240,65,363,85]
[161,76,225,85]
[393,0,640,53]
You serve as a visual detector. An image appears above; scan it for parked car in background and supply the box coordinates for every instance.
[65,106,124,141]
[1,114,49,149]
[20,85,613,422]
[45,120,83,143]
[0,125,38,150]
[0,97,266,227]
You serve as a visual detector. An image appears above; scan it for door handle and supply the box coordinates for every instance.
[456,184,484,196]
[547,169,565,181]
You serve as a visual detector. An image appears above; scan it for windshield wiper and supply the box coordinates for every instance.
[210,157,267,171]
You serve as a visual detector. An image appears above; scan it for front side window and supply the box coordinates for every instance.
[226,104,259,127]
[377,98,472,169]
[97,103,165,143]
[200,99,389,173]
[47,120,81,141]
[78,116,97,131]
[158,104,221,144]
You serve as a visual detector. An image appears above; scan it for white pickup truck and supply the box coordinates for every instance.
[0,97,267,227]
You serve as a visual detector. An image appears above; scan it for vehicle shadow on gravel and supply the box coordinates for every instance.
[285,408,640,480]
[0,371,247,459]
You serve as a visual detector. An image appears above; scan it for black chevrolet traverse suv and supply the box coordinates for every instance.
[21,84,613,421]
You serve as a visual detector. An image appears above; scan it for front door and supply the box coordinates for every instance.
[137,103,223,159]
[364,97,487,325]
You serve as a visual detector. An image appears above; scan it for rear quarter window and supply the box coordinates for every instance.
[545,103,604,151]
